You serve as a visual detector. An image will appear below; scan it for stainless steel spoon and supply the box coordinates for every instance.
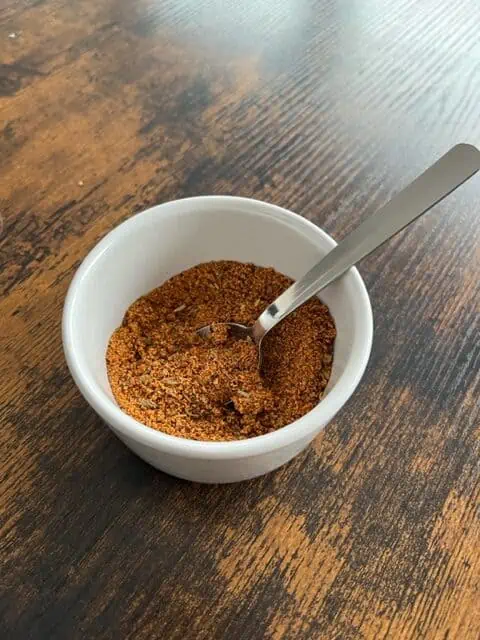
[198,143,480,361]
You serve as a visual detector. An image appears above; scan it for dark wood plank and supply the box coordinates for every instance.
[1,0,479,638]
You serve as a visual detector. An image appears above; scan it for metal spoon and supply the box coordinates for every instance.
[198,143,480,362]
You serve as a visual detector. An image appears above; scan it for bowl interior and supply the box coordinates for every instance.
[65,197,372,436]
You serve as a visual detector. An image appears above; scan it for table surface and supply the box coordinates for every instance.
[1,0,480,638]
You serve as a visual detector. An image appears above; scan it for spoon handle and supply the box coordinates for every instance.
[255,143,480,339]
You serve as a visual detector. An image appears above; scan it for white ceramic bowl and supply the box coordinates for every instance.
[62,196,373,483]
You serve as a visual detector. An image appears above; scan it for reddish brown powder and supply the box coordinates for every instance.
[106,261,336,441]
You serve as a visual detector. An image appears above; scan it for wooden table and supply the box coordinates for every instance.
[2,1,479,638]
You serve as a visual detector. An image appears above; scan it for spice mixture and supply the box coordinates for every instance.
[106,261,336,441]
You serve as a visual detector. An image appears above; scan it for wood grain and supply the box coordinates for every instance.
[1,0,480,638]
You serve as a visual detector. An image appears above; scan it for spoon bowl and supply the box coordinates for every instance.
[197,321,264,375]
[196,322,254,342]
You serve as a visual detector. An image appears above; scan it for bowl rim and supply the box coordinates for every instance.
[62,195,373,459]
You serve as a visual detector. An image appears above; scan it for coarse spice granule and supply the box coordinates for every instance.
[106,261,336,442]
